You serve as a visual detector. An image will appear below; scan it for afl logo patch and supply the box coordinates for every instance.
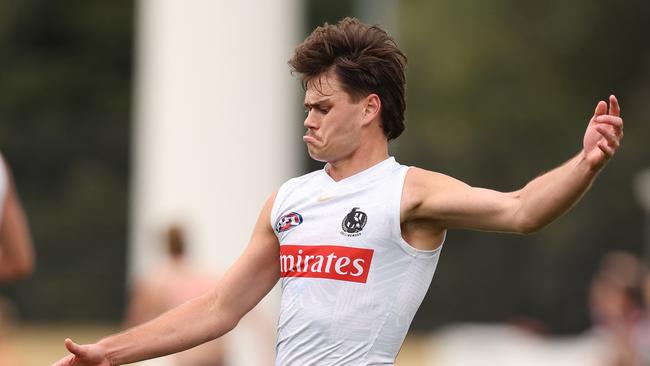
[341,207,367,237]
[275,212,303,233]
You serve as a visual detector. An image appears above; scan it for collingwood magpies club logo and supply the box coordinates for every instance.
[341,207,367,237]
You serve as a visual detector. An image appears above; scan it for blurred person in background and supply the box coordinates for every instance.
[0,154,34,282]
[52,17,624,366]
[589,251,650,366]
[124,225,225,366]
[642,267,650,364]
[0,154,34,365]
[0,298,26,366]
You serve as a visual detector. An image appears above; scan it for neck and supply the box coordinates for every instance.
[325,141,389,181]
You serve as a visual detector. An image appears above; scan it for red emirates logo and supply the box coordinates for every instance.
[279,245,374,283]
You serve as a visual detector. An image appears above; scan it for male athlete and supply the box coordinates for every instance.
[52,17,624,366]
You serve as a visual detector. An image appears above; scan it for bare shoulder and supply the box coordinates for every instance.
[264,191,278,212]
[402,167,468,216]
[400,168,462,250]
[404,167,461,189]
[259,191,278,232]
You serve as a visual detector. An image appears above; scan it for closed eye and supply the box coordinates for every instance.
[304,108,329,115]
[304,102,331,115]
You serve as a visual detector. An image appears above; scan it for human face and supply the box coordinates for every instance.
[303,73,365,163]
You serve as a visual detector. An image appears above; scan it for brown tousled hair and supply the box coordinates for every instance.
[289,17,407,140]
[166,225,185,258]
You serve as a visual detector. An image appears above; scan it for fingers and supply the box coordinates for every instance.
[50,354,75,366]
[598,140,616,159]
[594,100,607,116]
[608,94,620,117]
[594,112,624,145]
[596,124,621,159]
[596,125,620,148]
[588,95,623,163]
[594,115,624,130]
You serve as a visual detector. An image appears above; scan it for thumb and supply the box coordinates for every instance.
[65,338,86,357]
[593,100,607,117]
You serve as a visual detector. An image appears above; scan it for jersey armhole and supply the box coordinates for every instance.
[393,166,445,258]
[270,176,304,234]
[269,183,288,232]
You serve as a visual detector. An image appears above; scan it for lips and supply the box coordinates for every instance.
[303,134,319,144]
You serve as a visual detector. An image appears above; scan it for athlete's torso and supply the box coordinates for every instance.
[271,157,443,366]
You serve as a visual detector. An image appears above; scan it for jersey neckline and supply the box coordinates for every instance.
[320,156,399,189]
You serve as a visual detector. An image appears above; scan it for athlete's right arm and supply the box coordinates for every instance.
[51,193,280,366]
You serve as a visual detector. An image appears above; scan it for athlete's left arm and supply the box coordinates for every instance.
[403,95,623,235]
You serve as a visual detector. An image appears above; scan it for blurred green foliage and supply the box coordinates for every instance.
[0,1,132,321]
[0,0,647,335]
[398,0,650,333]
[305,0,649,333]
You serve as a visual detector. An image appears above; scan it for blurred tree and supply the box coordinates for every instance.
[0,1,132,321]
[399,0,650,333]
[299,0,648,333]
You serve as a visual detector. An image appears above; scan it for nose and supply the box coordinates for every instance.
[304,110,318,130]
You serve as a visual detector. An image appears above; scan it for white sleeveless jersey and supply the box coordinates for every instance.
[271,157,443,366]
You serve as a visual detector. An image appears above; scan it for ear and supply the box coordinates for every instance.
[361,94,381,126]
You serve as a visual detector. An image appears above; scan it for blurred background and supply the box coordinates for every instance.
[0,0,648,365]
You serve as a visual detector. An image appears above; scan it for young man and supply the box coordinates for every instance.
[52,17,624,366]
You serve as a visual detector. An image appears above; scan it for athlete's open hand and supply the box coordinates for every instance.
[50,338,111,366]
[582,95,623,169]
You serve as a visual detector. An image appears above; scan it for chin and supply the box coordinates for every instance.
[307,149,328,163]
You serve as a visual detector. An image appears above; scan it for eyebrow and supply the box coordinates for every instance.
[304,97,333,108]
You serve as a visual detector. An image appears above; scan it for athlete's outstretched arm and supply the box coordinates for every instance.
[403,95,623,236]
[0,160,35,282]
[51,193,280,366]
